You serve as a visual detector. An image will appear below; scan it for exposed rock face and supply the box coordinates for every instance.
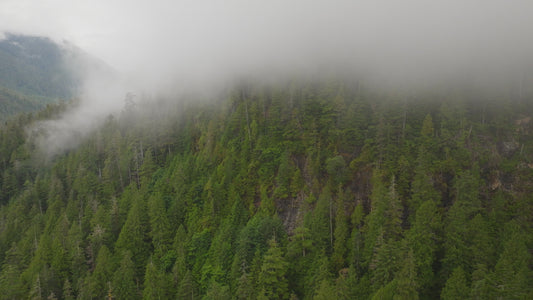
[515,116,532,134]
[515,116,531,127]
[498,140,519,157]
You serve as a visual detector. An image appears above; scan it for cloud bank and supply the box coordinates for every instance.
[1,0,532,84]
[2,0,533,156]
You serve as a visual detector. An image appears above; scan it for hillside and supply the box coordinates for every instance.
[0,86,51,120]
[0,79,532,299]
[0,34,110,121]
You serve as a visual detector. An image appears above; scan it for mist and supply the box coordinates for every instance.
[2,0,533,157]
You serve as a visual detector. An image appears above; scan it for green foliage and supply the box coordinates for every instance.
[405,200,441,296]
[0,78,532,299]
[257,238,289,300]
[88,245,113,299]
[441,267,469,300]
[112,251,139,300]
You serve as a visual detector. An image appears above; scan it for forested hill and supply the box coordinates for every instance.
[0,79,532,299]
[0,34,108,120]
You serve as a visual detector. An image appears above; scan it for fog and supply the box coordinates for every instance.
[2,1,532,84]
[2,0,533,157]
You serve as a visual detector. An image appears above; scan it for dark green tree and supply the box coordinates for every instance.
[114,188,151,279]
[441,267,469,300]
[257,238,289,300]
[111,251,139,300]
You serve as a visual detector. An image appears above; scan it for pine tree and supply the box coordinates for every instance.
[442,170,481,277]
[177,270,196,300]
[470,264,491,300]
[384,176,403,240]
[393,249,419,300]
[203,280,231,300]
[148,193,172,261]
[257,238,289,300]
[441,267,469,300]
[111,251,139,300]
[62,279,74,300]
[311,187,333,253]
[114,188,151,279]
[363,169,388,268]
[490,228,532,299]
[405,200,441,294]
[313,279,336,300]
[143,258,171,300]
[331,188,349,272]
[369,234,401,291]
[89,245,113,299]
[0,242,25,298]
[236,271,254,300]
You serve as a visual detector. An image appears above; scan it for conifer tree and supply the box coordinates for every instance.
[111,251,138,300]
[143,258,172,300]
[393,249,419,300]
[148,193,172,261]
[177,270,196,300]
[490,229,532,299]
[313,278,336,300]
[441,267,469,300]
[257,238,289,300]
[331,188,349,272]
[89,245,113,299]
[406,200,441,294]
[114,188,151,279]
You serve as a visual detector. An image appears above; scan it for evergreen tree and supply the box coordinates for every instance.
[405,200,441,294]
[470,264,491,300]
[313,279,336,300]
[393,249,419,300]
[441,267,469,300]
[177,270,196,300]
[148,193,172,261]
[62,279,74,300]
[442,170,481,277]
[111,251,139,300]
[257,238,289,300]
[331,190,349,272]
[114,188,151,279]
[88,245,113,299]
[236,271,254,300]
[143,258,171,300]
[490,229,532,299]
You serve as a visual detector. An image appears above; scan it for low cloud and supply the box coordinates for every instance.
[3,1,533,157]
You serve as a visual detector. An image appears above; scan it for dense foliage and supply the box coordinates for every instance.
[0,79,532,299]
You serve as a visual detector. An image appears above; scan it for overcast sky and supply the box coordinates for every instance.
[2,0,533,84]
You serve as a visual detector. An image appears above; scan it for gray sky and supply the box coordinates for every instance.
[2,0,533,85]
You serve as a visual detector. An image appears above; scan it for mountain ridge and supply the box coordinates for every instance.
[0,33,114,121]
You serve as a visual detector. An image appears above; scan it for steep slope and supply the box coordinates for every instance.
[0,79,532,299]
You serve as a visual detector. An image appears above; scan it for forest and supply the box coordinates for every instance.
[0,78,532,299]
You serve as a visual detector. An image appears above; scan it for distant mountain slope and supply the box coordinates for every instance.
[0,86,49,119]
[0,34,78,98]
[0,33,112,120]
